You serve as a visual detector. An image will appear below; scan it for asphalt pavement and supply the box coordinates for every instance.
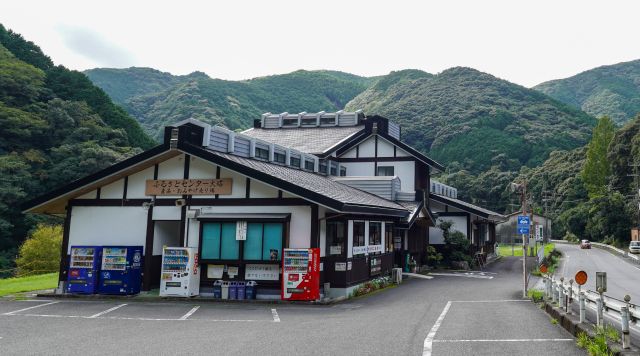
[0,257,583,356]
[553,243,640,302]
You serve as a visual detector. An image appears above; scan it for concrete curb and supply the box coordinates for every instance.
[541,300,640,355]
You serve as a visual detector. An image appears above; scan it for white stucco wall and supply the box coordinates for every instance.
[127,166,154,199]
[68,206,148,253]
[101,179,124,199]
[429,215,468,244]
[153,221,181,255]
[339,162,374,176]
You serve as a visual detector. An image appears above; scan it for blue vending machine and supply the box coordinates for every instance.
[98,246,143,295]
[67,246,102,294]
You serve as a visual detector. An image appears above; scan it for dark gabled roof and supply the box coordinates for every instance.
[242,125,364,155]
[179,142,409,217]
[429,194,505,222]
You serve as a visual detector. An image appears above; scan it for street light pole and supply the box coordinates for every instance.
[522,181,527,298]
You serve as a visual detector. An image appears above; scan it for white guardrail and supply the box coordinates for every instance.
[550,239,640,263]
[542,275,637,349]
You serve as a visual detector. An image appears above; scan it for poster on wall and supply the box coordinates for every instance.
[207,265,224,279]
[335,262,346,271]
[245,264,279,280]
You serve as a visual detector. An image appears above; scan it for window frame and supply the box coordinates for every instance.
[255,147,269,160]
[376,165,395,176]
[326,220,347,257]
[273,152,286,164]
[353,221,366,247]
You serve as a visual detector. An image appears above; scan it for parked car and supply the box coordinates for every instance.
[630,241,640,254]
[580,240,591,249]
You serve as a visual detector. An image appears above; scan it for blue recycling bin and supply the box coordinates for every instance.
[245,281,257,299]
[213,280,223,299]
[229,281,238,300]
[237,281,246,300]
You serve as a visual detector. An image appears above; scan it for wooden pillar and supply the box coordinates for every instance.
[59,205,72,282]
[142,206,155,291]
[310,204,319,248]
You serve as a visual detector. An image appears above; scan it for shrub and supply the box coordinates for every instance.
[15,224,62,276]
[426,246,443,267]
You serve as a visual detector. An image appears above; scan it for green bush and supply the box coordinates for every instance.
[426,246,443,267]
[15,224,61,276]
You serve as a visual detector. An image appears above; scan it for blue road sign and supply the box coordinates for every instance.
[517,215,530,228]
[517,227,530,235]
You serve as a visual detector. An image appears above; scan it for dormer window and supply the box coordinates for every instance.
[255,147,269,160]
[290,157,301,168]
[300,117,316,126]
[320,116,336,126]
[274,152,286,164]
[304,160,315,171]
[282,118,298,127]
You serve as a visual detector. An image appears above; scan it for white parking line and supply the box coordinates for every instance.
[423,301,451,356]
[451,299,528,303]
[88,304,127,318]
[2,301,59,315]
[271,308,280,323]
[429,273,493,279]
[433,338,574,343]
[179,306,200,320]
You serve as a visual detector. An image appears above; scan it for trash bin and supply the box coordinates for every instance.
[213,280,223,299]
[229,281,238,300]
[237,281,246,300]
[245,281,257,299]
[221,281,230,300]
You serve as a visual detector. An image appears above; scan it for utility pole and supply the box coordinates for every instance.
[521,182,528,298]
[629,163,640,228]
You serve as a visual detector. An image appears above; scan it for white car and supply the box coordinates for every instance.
[630,241,640,254]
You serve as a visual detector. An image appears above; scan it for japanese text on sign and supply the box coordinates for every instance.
[145,179,232,196]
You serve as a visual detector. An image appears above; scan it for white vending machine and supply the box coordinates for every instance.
[159,247,200,297]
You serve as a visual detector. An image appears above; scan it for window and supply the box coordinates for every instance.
[201,222,238,260]
[369,222,381,246]
[385,223,394,252]
[255,147,269,160]
[290,157,301,168]
[377,166,394,176]
[244,222,283,261]
[326,221,346,256]
[340,166,347,176]
[304,159,315,171]
[274,152,286,164]
[301,117,316,126]
[330,163,337,176]
[282,118,298,127]
[319,161,327,174]
[353,221,365,247]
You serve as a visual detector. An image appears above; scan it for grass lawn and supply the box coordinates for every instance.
[0,273,58,297]
[497,243,555,257]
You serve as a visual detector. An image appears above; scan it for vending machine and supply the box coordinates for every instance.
[159,247,200,297]
[281,248,320,301]
[67,246,102,294]
[98,246,143,295]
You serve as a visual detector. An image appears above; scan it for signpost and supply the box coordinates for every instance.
[596,272,607,293]
[539,264,548,274]
[517,215,530,298]
[575,271,588,286]
[517,215,530,235]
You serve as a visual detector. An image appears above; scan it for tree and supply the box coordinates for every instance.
[15,224,61,276]
[582,116,615,198]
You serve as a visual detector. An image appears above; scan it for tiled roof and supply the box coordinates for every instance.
[242,126,364,154]
[430,194,505,221]
[204,149,408,213]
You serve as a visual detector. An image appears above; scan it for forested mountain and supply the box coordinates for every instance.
[0,25,151,275]
[86,68,374,140]
[346,67,596,173]
[534,60,640,125]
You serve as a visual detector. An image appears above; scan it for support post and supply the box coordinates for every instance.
[621,306,630,349]
[579,292,586,323]
[567,280,573,313]
[552,281,558,304]
[559,282,565,309]
[596,297,604,327]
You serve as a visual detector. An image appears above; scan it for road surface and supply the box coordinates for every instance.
[553,243,640,302]
[0,257,582,355]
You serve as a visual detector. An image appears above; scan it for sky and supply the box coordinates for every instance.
[2,0,640,87]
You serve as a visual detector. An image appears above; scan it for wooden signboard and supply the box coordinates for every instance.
[145,179,232,196]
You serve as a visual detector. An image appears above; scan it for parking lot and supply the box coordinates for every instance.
[0,299,280,322]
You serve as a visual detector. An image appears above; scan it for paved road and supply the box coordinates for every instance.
[0,257,582,356]
[554,243,640,302]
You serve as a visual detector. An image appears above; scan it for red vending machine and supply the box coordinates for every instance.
[281,248,320,301]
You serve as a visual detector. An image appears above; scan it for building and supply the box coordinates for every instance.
[496,212,552,244]
[428,180,505,256]
[24,111,506,298]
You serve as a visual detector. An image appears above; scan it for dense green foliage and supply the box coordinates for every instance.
[534,59,640,125]
[346,67,596,173]
[582,117,615,198]
[15,225,62,276]
[86,67,374,140]
[0,25,147,273]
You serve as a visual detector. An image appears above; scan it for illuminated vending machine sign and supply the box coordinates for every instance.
[281,248,320,301]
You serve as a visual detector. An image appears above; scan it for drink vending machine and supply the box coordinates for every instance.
[159,247,200,297]
[281,248,320,301]
[98,246,143,295]
[67,246,102,294]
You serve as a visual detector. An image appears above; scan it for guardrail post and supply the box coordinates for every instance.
[579,292,585,323]
[567,280,573,313]
[544,278,549,299]
[559,281,565,309]
[552,281,558,304]
[621,306,630,349]
[596,296,604,327]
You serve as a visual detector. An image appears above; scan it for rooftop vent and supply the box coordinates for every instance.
[258,111,363,128]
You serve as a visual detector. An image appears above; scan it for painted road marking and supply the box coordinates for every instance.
[433,338,574,343]
[88,304,127,318]
[451,299,528,303]
[423,301,452,356]
[429,273,493,279]
[179,306,200,320]
[3,313,268,322]
[403,272,434,279]
[2,301,59,315]
[271,308,280,323]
